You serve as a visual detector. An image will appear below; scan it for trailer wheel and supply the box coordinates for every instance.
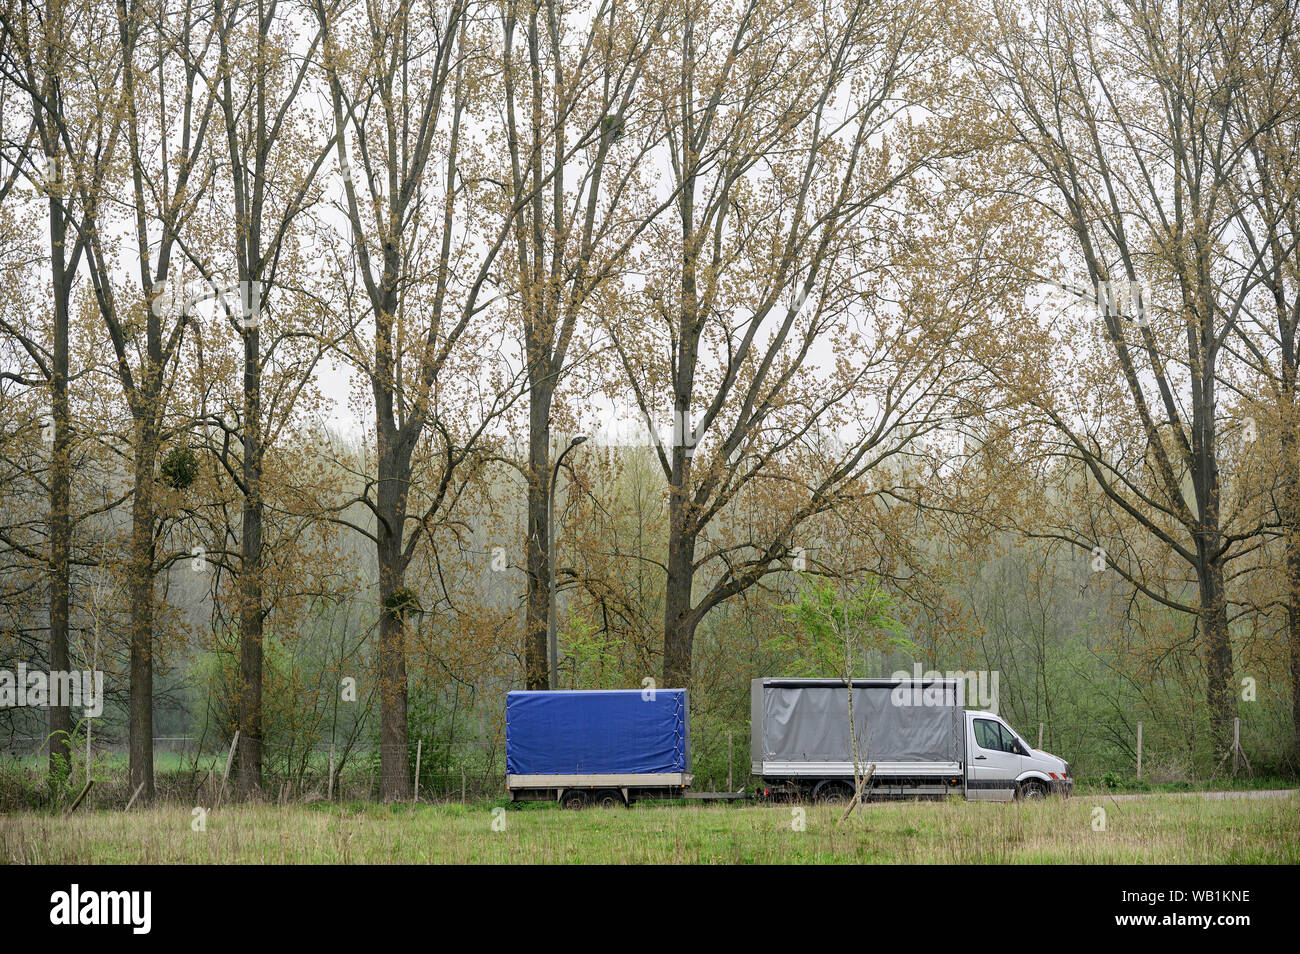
[592,789,625,809]
[560,789,588,810]
[812,780,854,805]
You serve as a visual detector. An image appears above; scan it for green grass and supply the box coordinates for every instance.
[1071,773,1298,795]
[4,752,224,773]
[2,793,1296,864]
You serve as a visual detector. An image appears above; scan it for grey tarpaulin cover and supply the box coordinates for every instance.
[752,678,963,763]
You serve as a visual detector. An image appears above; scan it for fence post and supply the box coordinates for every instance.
[123,782,144,813]
[1136,722,1143,779]
[328,744,335,801]
[461,769,466,805]
[413,740,422,803]
[1232,718,1240,775]
[216,730,239,808]
[66,778,95,815]
[727,731,733,792]
[1037,723,1043,749]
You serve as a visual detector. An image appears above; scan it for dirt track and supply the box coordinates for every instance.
[1099,789,1297,803]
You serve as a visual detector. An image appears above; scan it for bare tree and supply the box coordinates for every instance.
[313,0,525,798]
[608,0,975,686]
[975,0,1283,757]
[181,0,336,795]
[0,0,103,778]
[1213,1,1300,758]
[77,0,217,800]
[497,0,672,690]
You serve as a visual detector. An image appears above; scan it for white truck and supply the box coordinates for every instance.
[751,677,1072,802]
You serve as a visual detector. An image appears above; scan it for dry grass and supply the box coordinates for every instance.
[2,792,1297,864]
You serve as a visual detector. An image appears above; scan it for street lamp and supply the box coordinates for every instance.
[548,434,588,689]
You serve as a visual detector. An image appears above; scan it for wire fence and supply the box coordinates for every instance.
[0,735,508,805]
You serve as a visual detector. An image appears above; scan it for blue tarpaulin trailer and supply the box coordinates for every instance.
[505,689,692,808]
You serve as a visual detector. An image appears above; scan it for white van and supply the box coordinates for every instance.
[965,709,1072,801]
[752,678,1073,802]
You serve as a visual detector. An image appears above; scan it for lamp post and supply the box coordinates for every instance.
[548,435,587,689]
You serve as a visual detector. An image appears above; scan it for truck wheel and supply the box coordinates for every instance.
[812,780,854,805]
[560,789,588,810]
[1018,780,1048,801]
[592,789,625,809]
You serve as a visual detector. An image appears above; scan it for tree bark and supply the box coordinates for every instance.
[375,434,412,800]
[524,384,552,690]
[1283,430,1300,763]
[662,462,696,689]
[1199,557,1234,762]
[127,425,158,802]
[237,328,264,794]
[662,142,700,688]
[46,182,72,780]
[1290,528,1300,764]
[1280,363,1300,764]
[1192,309,1235,761]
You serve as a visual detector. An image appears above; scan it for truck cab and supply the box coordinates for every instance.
[965,710,1072,801]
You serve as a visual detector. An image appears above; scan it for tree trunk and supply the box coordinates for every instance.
[524,384,552,689]
[127,425,158,802]
[1288,525,1300,765]
[1281,380,1300,765]
[1284,449,1300,764]
[237,330,264,794]
[1199,556,1234,763]
[375,441,411,800]
[376,585,409,800]
[662,450,696,689]
[662,160,700,689]
[47,186,72,780]
[1194,352,1235,763]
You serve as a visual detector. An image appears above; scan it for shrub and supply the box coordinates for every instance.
[160,445,198,490]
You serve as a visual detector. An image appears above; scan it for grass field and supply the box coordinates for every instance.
[2,793,1296,864]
